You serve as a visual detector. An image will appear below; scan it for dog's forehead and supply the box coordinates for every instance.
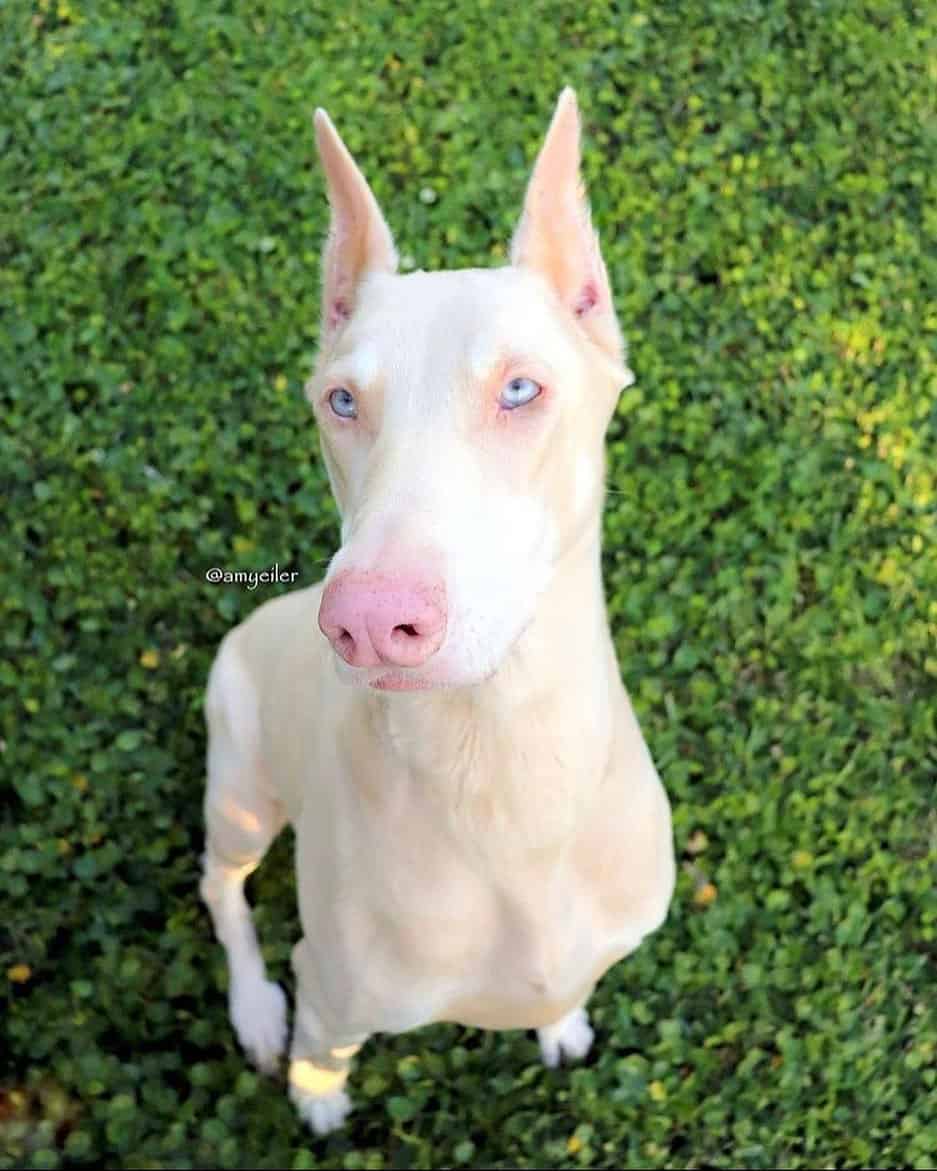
[336,266,576,383]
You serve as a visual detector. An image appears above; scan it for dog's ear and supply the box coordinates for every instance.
[314,109,398,339]
[511,89,630,380]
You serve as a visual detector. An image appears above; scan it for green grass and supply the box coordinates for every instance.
[2,0,936,1167]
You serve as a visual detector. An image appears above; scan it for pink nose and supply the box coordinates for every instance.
[318,571,447,669]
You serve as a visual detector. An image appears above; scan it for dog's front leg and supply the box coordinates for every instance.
[287,952,368,1135]
[288,1007,366,1134]
[288,1047,362,1135]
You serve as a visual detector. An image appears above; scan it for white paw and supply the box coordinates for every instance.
[537,1007,595,1068]
[230,977,288,1075]
[290,1085,353,1135]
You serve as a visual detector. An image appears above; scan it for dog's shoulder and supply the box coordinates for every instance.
[214,582,327,693]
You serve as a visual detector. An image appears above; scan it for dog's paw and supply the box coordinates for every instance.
[537,1007,595,1068]
[230,977,288,1075]
[290,1083,353,1135]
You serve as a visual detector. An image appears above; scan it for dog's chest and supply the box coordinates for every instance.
[440,856,630,1029]
[299,700,671,1036]
[324,802,640,1034]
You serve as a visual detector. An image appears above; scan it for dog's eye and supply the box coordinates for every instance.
[499,377,542,410]
[328,387,358,419]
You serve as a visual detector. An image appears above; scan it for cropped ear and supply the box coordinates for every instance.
[511,89,631,381]
[313,109,398,339]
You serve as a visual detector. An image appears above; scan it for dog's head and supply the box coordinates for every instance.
[307,90,633,691]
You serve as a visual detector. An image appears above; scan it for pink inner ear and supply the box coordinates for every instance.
[573,281,599,318]
[327,297,351,332]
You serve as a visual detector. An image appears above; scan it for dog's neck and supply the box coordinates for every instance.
[369,518,619,849]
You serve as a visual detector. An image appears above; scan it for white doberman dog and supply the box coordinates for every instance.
[200,88,675,1134]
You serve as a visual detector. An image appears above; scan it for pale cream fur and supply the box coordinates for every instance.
[200,88,675,1135]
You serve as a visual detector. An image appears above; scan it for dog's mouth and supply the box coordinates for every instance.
[359,658,501,693]
[330,657,444,692]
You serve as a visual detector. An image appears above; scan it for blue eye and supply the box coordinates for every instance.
[328,387,358,419]
[499,376,542,410]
